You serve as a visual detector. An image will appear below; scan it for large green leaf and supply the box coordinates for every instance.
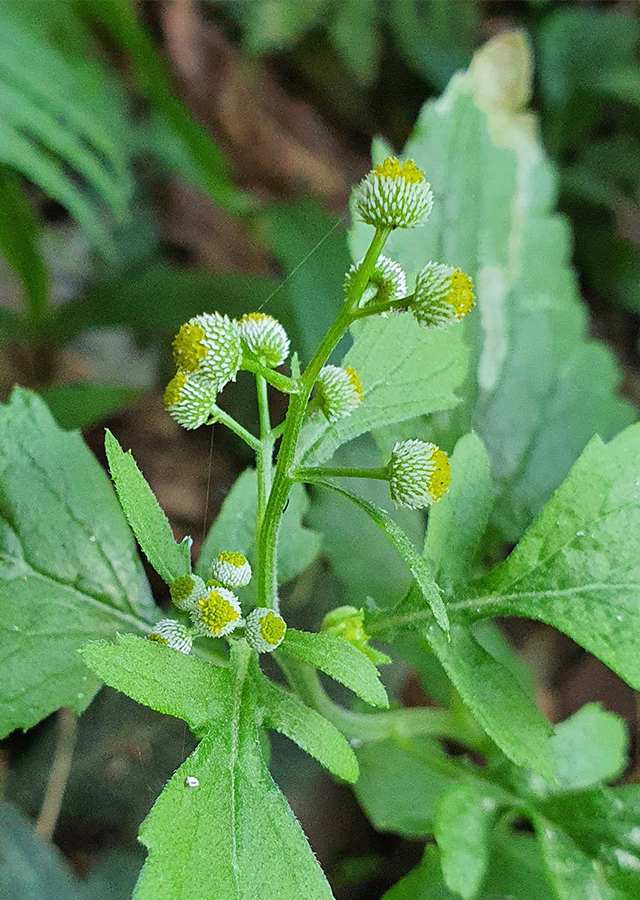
[0,389,157,737]
[82,636,335,900]
[350,31,636,543]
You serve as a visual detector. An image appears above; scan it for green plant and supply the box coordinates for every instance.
[2,30,640,900]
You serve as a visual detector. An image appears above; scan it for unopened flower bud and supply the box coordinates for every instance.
[191,586,242,637]
[246,607,287,653]
[211,551,252,589]
[316,365,363,424]
[389,440,451,509]
[170,574,206,611]
[239,313,290,368]
[164,372,216,430]
[353,157,433,230]
[172,313,241,388]
[322,606,391,665]
[149,619,193,655]
[344,255,407,309]
[411,262,475,328]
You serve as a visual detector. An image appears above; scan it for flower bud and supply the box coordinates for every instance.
[411,262,475,328]
[316,365,363,424]
[353,157,433,230]
[322,606,391,665]
[239,313,290,368]
[344,255,407,309]
[149,619,193,655]
[210,551,252,589]
[172,313,241,388]
[389,440,451,509]
[169,574,206,611]
[164,371,216,430]
[246,607,287,653]
[190,585,242,637]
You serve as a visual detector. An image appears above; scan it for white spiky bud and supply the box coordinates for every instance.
[411,262,475,328]
[172,312,241,388]
[316,365,363,424]
[353,157,434,230]
[169,574,206,611]
[149,619,193,655]
[389,440,451,509]
[190,585,242,638]
[246,607,287,653]
[344,255,407,309]
[210,551,252,589]
[239,313,290,368]
[163,371,217,430]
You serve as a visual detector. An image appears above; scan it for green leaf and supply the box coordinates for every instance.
[83,637,334,900]
[547,704,628,793]
[197,468,321,590]
[253,667,359,782]
[475,423,640,690]
[302,478,449,631]
[329,0,382,87]
[351,32,636,543]
[0,389,157,738]
[105,429,191,585]
[533,816,614,900]
[423,432,493,593]
[299,315,468,466]
[244,0,327,53]
[40,383,139,431]
[281,629,388,708]
[434,782,499,899]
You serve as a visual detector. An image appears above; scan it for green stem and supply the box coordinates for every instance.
[293,465,389,482]
[257,227,391,612]
[210,406,261,452]
[255,374,273,540]
[241,356,300,394]
[351,292,414,319]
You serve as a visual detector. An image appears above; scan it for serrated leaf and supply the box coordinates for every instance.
[281,629,388,708]
[0,389,157,738]
[254,667,358,782]
[299,315,468,466]
[434,782,499,899]
[105,429,191,585]
[473,422,640,690]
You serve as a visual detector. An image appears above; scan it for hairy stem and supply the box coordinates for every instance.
[293,465,389,482]
[255,374,273,542]
[210,406,261,453]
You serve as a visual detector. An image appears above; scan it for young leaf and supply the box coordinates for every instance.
[281,629,389,709]
[473,423,640,690]
[253,668,359,782]
[105,429,191,585]
[434,782,500,899]
[0,389,158,738]
[547,704,628,793]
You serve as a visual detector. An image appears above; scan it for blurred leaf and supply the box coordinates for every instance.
[243,0,327,53]
[547,704,628,794]
[80,849,145,900]
[329,0,382,87]
[0,389,157,738]
[534,817,614,900]
[40,383,139,431]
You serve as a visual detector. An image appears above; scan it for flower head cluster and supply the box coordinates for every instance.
[411,262,475,328]
[389,440,451,509]
[353,157,434,230]
[344,254,407,310]
[246,607,287,653]
[316,365,363,424]
[239,313,290,368]
[169,574,206,610]
[210,550,252,589]
[149,619,193,655]
[191,586,243,638]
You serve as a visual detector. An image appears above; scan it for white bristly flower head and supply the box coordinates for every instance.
[239,313,290,368]
[172,312,241,388]
[344,255,407,309]
[210,551,252,589]
[246,607,287,653]
[149,619,193,655]
[169,574,206,611]
[411,262,475,328]
[353,157,434,230]
[316,365,363,424]
[163,371,216,430]
[389,440,451,509]
[190,585,242,638]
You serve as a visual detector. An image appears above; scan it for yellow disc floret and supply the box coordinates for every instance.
[211,550,252,589]
[346,366,364,400]
[411,262,475,328]
[352,156,434,229]
[246,607,287,653]
[191,586,242,637]
[164,372,187,410]
[164,371,217,430]
[426,448,451,501]
[173,321,207,372]
[449,269,475,319]
[373,157,425,184]
[389,440,451,509]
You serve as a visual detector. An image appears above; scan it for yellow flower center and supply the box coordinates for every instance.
[346,366,364,399]
[173,321,207,372]
[427,449,451,502]
[241,312,270,324]
[198,590,240,634]
[149,633,169,646]
[448,270,475,319]
[170,574,194,602]
[373,157,425,184]
[164,372,187,410]
[259,611,286,646]
[217,550,247,568]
